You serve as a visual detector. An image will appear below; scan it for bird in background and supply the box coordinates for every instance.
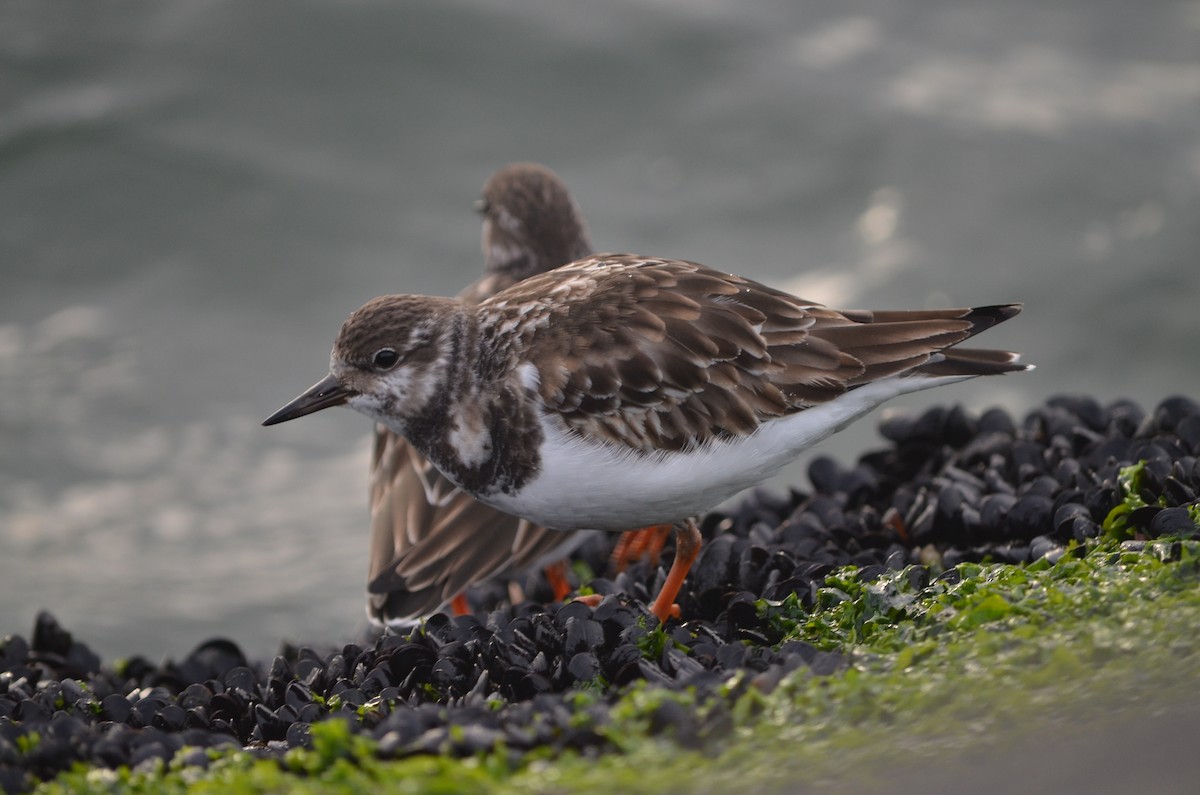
[366,163,668,625]
[266,248,1029,624]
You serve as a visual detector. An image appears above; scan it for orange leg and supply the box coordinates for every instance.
[883,506,910,544]
[609,524,673,573]
[649,520,702,624]
[543,559,573,602]
[609,532,635,572]
[449,592,471,616]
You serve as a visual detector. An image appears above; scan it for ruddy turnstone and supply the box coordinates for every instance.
[265,256,1029,623]
[367,163,663,624]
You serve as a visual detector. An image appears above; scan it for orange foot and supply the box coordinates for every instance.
[883,506,910,544]
[450,592,471,616]
[573,592,682,620]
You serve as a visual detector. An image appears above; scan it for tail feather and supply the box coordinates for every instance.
[842,303,1022,329]
[917,347,1030,377]
[960,303,1023,334]
[922,303,1028,377]
[830,302,1028,385]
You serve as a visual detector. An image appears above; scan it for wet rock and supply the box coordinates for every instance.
[1006,495,1054,539]
[1149,507,1198,538]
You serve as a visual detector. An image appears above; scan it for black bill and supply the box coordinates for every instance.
[262,373,354,426]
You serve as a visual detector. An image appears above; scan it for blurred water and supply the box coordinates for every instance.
[1,0,1198,660]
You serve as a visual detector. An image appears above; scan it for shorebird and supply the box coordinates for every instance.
[266,255,1028,623]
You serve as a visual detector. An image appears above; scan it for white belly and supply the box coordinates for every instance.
[482,373,972,531]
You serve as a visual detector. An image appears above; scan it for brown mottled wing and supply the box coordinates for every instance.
[367,426,580,620]
[482,256,1024,453]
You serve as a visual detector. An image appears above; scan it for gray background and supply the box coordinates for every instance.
[2,0,1198,662]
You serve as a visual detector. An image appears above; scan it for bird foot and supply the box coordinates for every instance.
[573,592,681,620]
[648,519,702,624]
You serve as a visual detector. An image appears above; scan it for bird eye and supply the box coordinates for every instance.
[373,348,400,370]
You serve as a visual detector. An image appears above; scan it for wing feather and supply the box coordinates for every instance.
[481,256,1025,453]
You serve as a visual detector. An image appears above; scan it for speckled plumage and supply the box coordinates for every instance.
[297,255,1026,525]
[266,243,1029,625]
[478,258,1022,455]
[365,164,597,623]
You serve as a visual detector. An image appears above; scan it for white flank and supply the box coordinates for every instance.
[483,373,976,531]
